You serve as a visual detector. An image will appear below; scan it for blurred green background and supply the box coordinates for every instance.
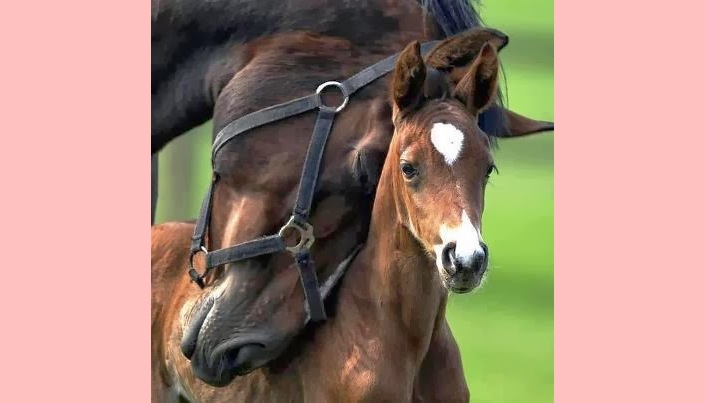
[154,0,553,401]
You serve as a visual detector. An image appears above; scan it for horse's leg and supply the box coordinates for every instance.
[413,318,470,403]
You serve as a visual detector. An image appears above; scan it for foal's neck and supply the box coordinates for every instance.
[354,168,448,343]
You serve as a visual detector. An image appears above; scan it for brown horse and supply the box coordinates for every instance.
[152,27,553,401]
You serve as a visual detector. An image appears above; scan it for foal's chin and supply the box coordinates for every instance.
[440,270,487,294]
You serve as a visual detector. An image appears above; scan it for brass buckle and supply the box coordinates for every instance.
[278,216,315,254]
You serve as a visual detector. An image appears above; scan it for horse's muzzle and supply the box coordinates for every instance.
[180,294,290,386]
[187,338,279,386]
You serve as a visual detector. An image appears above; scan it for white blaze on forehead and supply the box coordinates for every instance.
[432,211,484,267]
[430,122,465,165]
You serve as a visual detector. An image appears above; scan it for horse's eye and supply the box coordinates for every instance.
[486,164,498,179]
[401,162,417,179]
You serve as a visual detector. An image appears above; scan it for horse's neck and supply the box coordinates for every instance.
[151,0,256,150]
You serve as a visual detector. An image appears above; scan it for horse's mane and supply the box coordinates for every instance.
[420,0,507,143]
[420,0,482,36]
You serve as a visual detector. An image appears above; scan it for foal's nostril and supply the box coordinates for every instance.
[470,242,489,274]
[441,242,457,275]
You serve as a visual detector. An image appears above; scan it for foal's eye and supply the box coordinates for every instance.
[400,162,418,179]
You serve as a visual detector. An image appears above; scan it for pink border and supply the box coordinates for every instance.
[3,0,704,401]
[555,0,705,401]
[1,1,150,400]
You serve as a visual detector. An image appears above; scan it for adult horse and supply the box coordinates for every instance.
[152,34,552,403]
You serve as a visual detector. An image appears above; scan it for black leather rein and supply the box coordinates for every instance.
[188,41,440,323]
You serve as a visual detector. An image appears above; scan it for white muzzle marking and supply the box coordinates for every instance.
[433,211,484,272]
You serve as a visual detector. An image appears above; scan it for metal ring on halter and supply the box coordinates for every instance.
[189,245,209,272]
[278,216,315,254]
[315,81,349,113]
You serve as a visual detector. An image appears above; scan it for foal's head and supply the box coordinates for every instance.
[380,32,549,293]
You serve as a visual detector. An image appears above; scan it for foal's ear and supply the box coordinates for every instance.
[498,107,555,137]
[392,41,427,112]
[453,43,500,115]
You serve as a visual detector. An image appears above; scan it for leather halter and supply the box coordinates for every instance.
[188,41,441,323]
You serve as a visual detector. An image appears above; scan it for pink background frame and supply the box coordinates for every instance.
[1,0,704,401]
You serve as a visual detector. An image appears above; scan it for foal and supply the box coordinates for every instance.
[296,39,507,401]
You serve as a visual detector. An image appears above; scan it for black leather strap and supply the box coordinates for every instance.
[211,94,319,160]
[294,250,326,322]
[205,235,286,269]
[292,109,335,222]
[340,41,440,97]
[301,244,363,324]
[190,177,216,254]
[288,108,340,320]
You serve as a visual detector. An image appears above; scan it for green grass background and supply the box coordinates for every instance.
[154,0,553,401]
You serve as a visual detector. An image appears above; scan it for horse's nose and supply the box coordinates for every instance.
[441,242,488,276]
[215,342,268,375]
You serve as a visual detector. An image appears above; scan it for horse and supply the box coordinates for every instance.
[151,24,553,401]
